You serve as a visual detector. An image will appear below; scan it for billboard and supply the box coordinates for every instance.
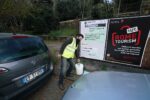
[105,16,150,66]
[80,19,108,60]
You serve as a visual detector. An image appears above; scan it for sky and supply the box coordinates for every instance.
[108,0,113,3]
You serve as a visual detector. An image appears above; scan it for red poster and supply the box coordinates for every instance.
[105,16,150,65]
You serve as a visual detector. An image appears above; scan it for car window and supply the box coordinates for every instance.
[0,37,48,64]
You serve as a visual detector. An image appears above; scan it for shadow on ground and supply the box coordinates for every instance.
[25,75,74,100]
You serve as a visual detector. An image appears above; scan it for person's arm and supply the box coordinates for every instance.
[75,47,79,59]
[59,38,72,55]
[75,44,80,63]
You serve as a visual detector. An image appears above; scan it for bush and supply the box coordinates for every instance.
[101,64,107,71]
[91,3,114,19]
[23,3,59,35]
[49,27,78,37]
[56,0,81,21]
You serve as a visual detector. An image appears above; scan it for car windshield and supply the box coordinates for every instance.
[0,37,48,64]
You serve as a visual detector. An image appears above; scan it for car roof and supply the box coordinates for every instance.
[63,71,150,100]
[0,33,37,38]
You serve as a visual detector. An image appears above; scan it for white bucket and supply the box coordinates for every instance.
[75,63,84,75]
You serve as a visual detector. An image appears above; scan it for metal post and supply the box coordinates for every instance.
[139,0,143,15]
[82,0,85,19]
[117,0,122,17]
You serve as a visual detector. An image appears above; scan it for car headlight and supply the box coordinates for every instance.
[0,68,8,74]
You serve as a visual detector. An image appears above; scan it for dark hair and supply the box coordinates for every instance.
[76,34,84,38]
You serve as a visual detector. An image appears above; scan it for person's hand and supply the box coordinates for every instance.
[57,54,61,58]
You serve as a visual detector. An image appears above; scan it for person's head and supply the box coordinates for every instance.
[75,34,84,41]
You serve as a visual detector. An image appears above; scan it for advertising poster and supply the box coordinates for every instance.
[105,16,150,66]
[80,19,108,60]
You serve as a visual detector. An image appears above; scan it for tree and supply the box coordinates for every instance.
[56,0,81,21]
[78,0,93,19]
[0,0,32,32]
[91,1,114,19]
[23,0,58,34]
[93,0,104,5]
[0,0,58,34]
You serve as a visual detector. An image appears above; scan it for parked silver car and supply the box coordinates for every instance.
[63,71,150,100]
[0,33,53,100]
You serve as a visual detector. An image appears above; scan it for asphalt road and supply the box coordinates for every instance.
[25,75,73,100]
[25,41,75,100]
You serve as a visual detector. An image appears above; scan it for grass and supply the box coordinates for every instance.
[101,64,107,71]
[17,27,78,37]
[49,27,78,37]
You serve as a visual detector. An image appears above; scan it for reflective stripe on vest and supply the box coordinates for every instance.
[62,37,77,58]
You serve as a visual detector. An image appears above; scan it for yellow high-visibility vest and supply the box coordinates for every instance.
[62,37,77,58]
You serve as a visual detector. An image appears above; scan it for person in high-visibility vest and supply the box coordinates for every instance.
[58,34,84,90]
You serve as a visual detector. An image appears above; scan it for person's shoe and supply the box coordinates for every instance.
[58,83,65,90]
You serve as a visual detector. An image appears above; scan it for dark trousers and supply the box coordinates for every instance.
[59,57,74,85]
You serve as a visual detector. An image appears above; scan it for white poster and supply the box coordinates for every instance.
[80,19,108,60]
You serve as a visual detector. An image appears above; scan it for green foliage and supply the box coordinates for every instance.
[93,0,104,4]
[56,0,80,21]
[101,64,107,71]
[79,0,93,19]
[0,0,32,32]
[0,0,58,34]
[0,0,31,17]
[56,0,114,20]
[92,3,106,19]
[22,31,33,34]
[23,1,59,34]
[91,3,114,19]
[0,0,115,34]
[49,28,77,37]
